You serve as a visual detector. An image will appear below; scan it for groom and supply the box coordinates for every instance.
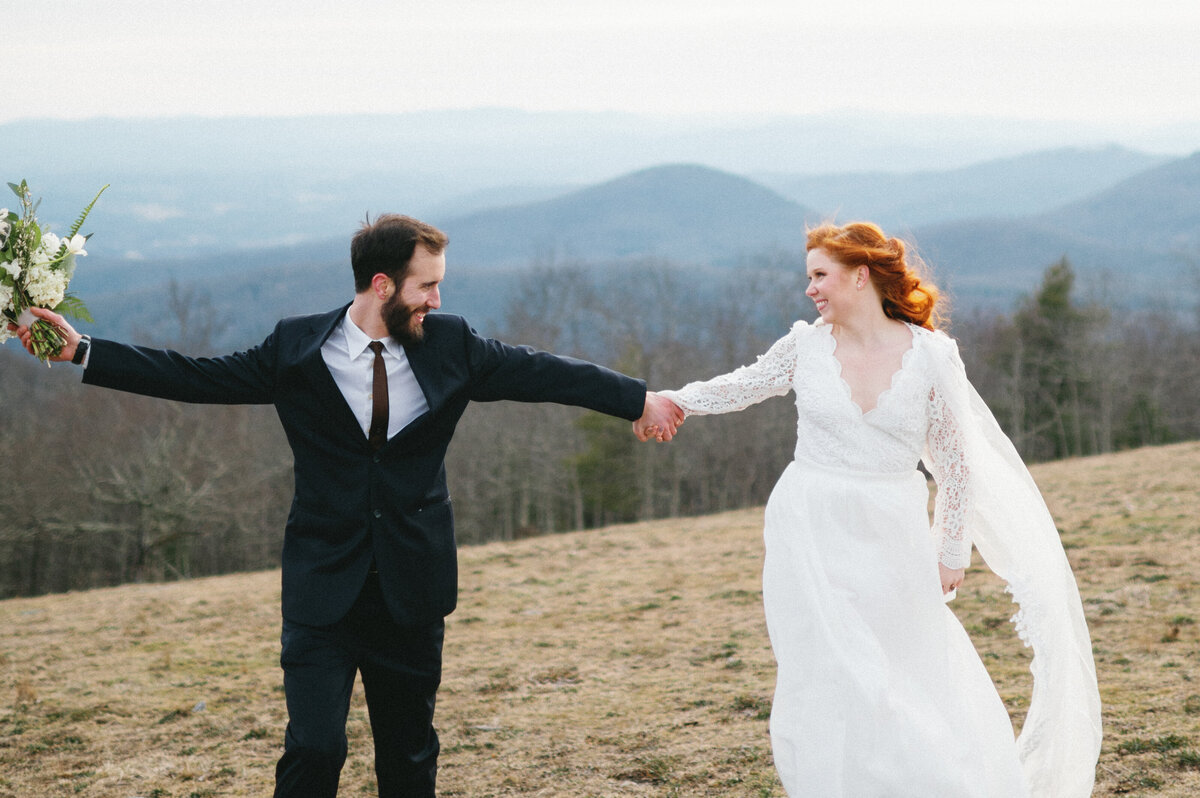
[13,214,683,797]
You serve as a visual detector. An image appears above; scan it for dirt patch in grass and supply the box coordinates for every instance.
[3,441,1199,796]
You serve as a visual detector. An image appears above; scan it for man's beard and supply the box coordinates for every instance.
[381,293,427,346]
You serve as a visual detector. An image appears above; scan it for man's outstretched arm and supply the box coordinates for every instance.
[11,305,276,405]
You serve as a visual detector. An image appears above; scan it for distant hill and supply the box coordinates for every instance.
[911,218,1141,307]
[912,150,1200,310]
[441,164,820,269]
[9,111,1191,265]
[68,151,1200,348]
[74,163,820,346]
[1041,151,1200,252]
[426,182,581,218]
[12,110,1181,191]
[757,145,1168,231]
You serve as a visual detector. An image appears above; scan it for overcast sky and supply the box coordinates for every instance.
[9,0,1200,130]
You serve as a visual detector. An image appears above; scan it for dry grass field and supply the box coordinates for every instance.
[2,441,1199,797]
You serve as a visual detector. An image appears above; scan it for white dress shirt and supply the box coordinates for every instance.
[321,312,429,440]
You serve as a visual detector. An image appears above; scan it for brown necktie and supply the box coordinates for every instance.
[368,341,388,450]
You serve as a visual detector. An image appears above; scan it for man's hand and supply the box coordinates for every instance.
[633,392,685,442]
[8,306,82,363]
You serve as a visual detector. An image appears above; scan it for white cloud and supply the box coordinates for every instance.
[131,204,185,222]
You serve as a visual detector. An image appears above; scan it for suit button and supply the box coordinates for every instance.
[373,509,382,519]
[373,455,381,464]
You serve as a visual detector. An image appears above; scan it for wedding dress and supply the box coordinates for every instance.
[661,319,1100,798]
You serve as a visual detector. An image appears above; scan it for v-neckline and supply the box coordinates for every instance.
[823,322,917,418]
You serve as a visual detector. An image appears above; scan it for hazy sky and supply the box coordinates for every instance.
[9,0,1200,127]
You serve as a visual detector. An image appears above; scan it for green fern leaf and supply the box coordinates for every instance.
[66,184,109,239]
[53,294,94,324]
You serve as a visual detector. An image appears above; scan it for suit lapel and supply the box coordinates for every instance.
[293,308,459,450]
[385,324,460,445]
[382,346,432,445]
[297,305,372,446]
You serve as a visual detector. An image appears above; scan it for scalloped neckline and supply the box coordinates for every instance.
[822,323,918,418]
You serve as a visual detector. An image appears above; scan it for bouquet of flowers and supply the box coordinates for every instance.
[1,180,107,362]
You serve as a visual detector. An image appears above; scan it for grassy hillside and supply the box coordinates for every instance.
[3,442,1199,797]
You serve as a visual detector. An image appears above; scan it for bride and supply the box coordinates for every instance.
[637,222,1101,797]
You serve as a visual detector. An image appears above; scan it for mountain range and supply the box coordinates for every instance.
[5,110,1193,262]
[756,145,1168,230]
[77,152,1200,342]
[3,113,1196,346]
[441,164,818,269]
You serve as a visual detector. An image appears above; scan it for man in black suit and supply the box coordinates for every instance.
[13,214,684,797]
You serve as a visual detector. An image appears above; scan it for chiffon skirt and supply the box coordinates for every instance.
[762,459,1030,797]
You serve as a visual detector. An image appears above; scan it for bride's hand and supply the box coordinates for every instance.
[938,564,965,594]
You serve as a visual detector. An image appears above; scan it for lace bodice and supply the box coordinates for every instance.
[661,320,973,568]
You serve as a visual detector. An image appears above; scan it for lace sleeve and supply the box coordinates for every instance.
[659,325,798,416]
[926,381,973,569]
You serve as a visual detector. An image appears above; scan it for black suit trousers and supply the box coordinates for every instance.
[274,572,445,798]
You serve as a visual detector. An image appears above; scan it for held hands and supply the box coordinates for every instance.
[634,392,685,442]
[939,563,965,595]
[7,306,82,363]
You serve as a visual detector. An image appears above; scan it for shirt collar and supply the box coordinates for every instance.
[339,311,395,359]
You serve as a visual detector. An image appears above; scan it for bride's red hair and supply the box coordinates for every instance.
[806,222,943,330]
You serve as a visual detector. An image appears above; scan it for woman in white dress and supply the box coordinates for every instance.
[637,223,1101,797]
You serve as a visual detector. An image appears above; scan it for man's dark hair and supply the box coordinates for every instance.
[351,214,449,293]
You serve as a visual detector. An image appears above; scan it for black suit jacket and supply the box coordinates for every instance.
[82,308,646,627]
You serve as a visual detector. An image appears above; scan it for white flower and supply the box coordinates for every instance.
[61,234,88,279]
[65,234,87,257]
[36,232,61,264]
[5,257,21,281]
[0,283,13,311]
[25,260,53,283]
[25,266,68,308]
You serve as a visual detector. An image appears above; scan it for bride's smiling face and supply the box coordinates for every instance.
[805,248,862,322]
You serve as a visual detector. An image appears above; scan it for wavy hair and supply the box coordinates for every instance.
[806,221,943,330]
[351,214,449,293]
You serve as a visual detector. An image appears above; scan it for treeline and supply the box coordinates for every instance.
[955,259,1195,461]
[1,258,1196,597]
